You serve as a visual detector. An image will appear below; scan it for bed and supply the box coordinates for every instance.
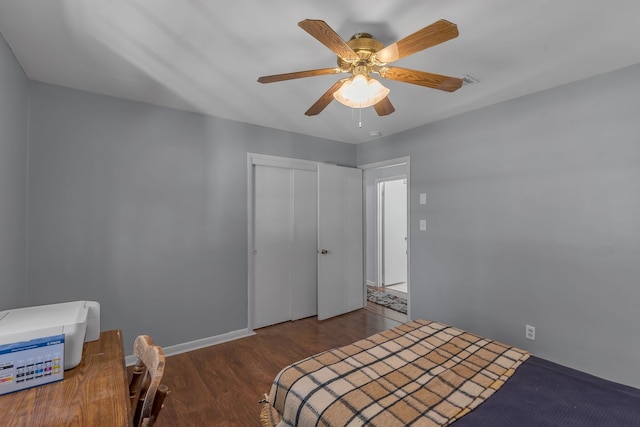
[260,319,640,426]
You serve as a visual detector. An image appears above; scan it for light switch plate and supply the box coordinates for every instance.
[419,193,427,205]
[419,220,427,231]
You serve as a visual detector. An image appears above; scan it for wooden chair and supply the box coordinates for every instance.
[128,335,170,426]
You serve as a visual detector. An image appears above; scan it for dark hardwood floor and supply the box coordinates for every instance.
[151,309,401,426]
[365,300,407,323]
[366,285,408,323]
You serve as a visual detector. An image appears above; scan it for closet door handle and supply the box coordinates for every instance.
[319,249,329,255]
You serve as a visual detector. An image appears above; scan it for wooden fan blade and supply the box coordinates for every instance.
[298,19,360,62]
[305,79,346,116]
[380,67,463,92]
[258,68,342,84]
[373,97,395,116]
[375,19,459,64]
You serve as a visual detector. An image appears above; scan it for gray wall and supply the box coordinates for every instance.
[358,63,640,388]
[0,34,28,310]
[26,82,356,351]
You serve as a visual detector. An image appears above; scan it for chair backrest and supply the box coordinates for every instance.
[128,335,170,426]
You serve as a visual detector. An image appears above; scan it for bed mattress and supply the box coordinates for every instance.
[261,319,640,426]
[263,319,530,426]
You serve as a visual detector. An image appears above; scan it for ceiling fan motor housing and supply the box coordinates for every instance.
[337,33,385,75]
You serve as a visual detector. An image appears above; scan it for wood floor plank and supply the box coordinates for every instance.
[151,309,401,426]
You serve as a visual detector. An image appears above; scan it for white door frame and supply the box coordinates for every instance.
[247,153,318,331]
[359,157,410,318]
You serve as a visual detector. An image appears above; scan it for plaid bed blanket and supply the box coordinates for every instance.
[262,319,530,427]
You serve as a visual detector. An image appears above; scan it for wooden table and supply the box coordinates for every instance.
[0,330,131,426]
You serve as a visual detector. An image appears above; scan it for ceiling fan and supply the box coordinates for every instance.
[257,19,463,116]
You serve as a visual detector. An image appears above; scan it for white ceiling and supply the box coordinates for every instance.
[1,0,639,144]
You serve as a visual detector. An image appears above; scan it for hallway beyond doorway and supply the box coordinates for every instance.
[385,282,407,294]
[366,285,408,323]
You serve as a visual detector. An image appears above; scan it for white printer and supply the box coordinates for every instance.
[0,301,100,371]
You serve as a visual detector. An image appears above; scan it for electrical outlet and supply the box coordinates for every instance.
[525,324,536,341]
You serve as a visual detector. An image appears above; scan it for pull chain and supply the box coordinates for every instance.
[350,107,364,128]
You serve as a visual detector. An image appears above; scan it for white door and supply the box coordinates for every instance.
[253,165,317,329]
[290,169,318,320]
[253,165,292,328]
[317,164,364,320]
[382,179,407,285]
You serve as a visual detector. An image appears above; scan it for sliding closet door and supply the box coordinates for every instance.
[290,169,317,320]
[252,162,318,329]
[253,165,293,328]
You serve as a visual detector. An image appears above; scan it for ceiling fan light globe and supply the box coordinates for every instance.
[333,75,390,108]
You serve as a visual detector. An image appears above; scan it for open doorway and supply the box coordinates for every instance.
[360,158,409,322]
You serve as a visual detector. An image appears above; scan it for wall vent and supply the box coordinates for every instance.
[461,74,479,85]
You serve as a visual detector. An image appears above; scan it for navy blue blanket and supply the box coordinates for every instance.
[453,356,640,426]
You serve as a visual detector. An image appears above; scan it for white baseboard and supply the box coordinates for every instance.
[125,328,255,366]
